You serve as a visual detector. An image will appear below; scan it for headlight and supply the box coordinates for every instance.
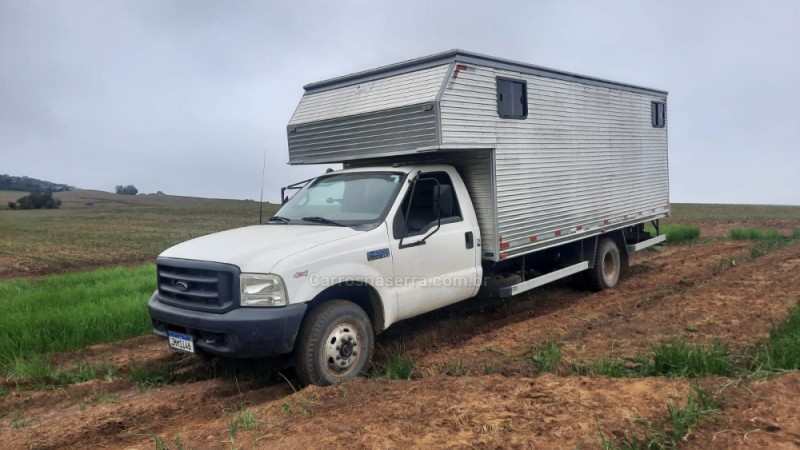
[240,273,287,307]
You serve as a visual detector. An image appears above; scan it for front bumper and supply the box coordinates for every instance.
[148,292,307,358]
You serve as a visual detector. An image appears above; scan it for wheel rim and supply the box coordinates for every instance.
[322,323,360,377]
[602,250,618,283]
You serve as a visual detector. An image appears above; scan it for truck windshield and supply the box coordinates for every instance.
[271,172,405,228]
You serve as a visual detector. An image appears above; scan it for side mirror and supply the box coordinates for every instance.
[432,186,442,221]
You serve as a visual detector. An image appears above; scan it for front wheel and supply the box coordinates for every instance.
[293,300,374,386]
[587,237,622,291]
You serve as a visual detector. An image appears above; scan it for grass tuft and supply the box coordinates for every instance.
[5,356,106,387]
[662,224,701,243]
[750,239,787,259]
[530,341,562,374]
[574,339,734,379]
[152,433,187,450]
[92,389,118,404]
[383,353,415,380]
[11,411,27,429]
[712,257,737,275]
[648,339,734,378]
[130,361,179,389]
[753,301,800,372]
[647,224,701,244]
[728,227,797,260]
[433,359,471,376]
[599,384,721,449]
[730,228,782,240]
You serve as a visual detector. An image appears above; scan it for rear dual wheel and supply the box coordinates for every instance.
[587,237,623,291]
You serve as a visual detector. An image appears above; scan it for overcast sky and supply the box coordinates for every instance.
[1,0,798,204]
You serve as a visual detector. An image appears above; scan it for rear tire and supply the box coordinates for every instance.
[293,300,374,386]
[587,237,621,291]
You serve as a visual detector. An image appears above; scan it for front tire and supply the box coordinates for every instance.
[293,300,374,386]
[588,237,622,291]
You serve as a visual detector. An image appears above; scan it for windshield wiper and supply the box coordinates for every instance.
[267,215,291,224]
[300,216,347,227]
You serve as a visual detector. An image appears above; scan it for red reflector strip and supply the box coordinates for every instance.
[554,230,561,237]
[499,242,510,250]
[530,236,537,242]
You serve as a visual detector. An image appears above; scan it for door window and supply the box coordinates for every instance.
[395,172,462,237]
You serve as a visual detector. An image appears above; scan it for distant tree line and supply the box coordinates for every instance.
[0,174,74,192]
[115,185,139,195]
[7,191,62,210]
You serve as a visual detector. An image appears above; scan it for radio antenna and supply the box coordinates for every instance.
[258,148,267,224]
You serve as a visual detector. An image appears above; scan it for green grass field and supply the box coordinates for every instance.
[0,264,155,377]
[0,189,278,278]
[669,203,800,221]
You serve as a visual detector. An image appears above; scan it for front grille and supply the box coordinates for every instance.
[156,258,240,312]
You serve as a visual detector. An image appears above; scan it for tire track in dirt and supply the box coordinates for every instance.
[1,377,293,449]
[115,374,694,450]
[562,242,800,362]
[375,240,754,373]
[0,336,294,449]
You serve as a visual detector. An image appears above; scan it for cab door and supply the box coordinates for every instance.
[389,170,480,320]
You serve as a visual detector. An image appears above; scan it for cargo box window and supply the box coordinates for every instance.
[496,78,527,120]
[651,101,666,128]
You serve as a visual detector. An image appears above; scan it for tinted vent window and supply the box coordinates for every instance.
[496,78,527,119]
[652,101,666,128]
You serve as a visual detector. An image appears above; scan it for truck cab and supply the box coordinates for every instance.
[149,165,483,385]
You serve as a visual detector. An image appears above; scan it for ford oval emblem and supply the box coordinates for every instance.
[175,281,190,292]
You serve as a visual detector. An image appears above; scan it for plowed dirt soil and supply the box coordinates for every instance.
[2,220,800,449]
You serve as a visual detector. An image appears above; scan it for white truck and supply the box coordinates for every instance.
[148,50,669,386]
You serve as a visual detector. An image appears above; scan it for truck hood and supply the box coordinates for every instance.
[159,224,360,273]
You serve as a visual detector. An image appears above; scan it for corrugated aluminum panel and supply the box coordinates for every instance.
[287,64,450,164]
[439,64,669,260]
[289,64,450,125]
[344,150,496,254]
[288,104,438,164]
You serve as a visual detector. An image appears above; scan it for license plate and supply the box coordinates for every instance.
[167,331,195,354]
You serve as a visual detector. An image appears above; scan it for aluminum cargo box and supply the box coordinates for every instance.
[287,50,669,261]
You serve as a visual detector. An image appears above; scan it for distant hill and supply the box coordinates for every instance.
[0,174,75,193]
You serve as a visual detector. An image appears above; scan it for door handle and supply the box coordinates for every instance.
[465,231,474,249]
